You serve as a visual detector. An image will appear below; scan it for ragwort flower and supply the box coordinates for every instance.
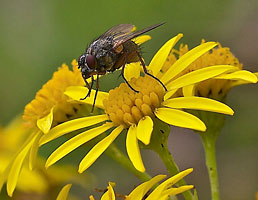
[1,62,91,197]
[59,168,193,200]
[3,33,152,198]
[41,34,235,173]
[161,40,257,100]
[0,117,92,198]
[164,41,257,200]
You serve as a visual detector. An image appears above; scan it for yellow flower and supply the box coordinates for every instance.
[41,34,235,174]
[1,61,95,197]
[0,117,92,198]
[23,61,85,131]
[162,40,257,100]
[66,168,193,200]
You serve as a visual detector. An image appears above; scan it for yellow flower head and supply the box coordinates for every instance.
[103,76,165,127]
[162,40,257,99]
[0,117,91,198]
[41,34,236,174]
[23,60,84,131]
[64,168,193,200]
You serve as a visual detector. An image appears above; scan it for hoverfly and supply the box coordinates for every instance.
[78,23,167,111]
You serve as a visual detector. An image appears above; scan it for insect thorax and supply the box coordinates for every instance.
[87,37,118,72]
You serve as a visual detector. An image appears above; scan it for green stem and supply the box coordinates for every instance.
[145,118,194,200]
[155,142,194,200]
[200,134,220,200]
[105,143,152,182]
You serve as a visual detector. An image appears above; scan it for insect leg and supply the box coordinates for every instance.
[81,76,95,100]
[91,75,99,113]
[121,53,139,93]
[136,51,167,91]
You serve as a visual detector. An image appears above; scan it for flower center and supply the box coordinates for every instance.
[103,76,165,127]
[162,41,243,99]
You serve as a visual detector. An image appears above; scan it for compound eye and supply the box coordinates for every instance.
[86,55,96,69]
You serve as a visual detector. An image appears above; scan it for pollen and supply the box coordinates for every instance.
[103,76,165,127]
[22,61,85,128]
[162,40,243,99]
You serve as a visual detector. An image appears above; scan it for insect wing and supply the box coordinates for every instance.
[113,23,165,49]
[97,24,135,40]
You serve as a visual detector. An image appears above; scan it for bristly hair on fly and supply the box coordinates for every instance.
[77,23,167,112]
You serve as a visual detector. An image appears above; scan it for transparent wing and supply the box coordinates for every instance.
[113,23,165,48]
[97,24,135,40]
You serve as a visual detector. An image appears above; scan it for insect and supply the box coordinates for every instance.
[78,23,167,111]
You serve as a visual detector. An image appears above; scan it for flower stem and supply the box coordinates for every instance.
[155,142,194,200]
[197,111,224,200]
[200,133,220,200]
[105,143,152,182]
[147,118,194,200]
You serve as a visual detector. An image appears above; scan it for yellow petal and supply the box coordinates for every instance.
[161,42,218,84]
[163,97,234,115]
[64,86,108,109]
[214,70,258,83]
[124,62,141,81]
[79,125,124,173]
[37,107,54,134]
[162,185,194,197]
[7,134,37,197]
[164,89,177,101]
[147,168,193,200]
[136,116,153,145]
[126,125,145,172]
[101,183,116,200]
[29,131,42,170]
[127,175,167,200]
[40,114,109,145]
[182,84,195,96]
[166,65,237,91]
[56,184,72,200]
[45,123,114,168]
[89,196,95,200]
[133,35,151,45]
[155,108,206,131]
[149,34,183,76]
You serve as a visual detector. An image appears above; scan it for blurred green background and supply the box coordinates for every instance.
[0,0,258,199]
